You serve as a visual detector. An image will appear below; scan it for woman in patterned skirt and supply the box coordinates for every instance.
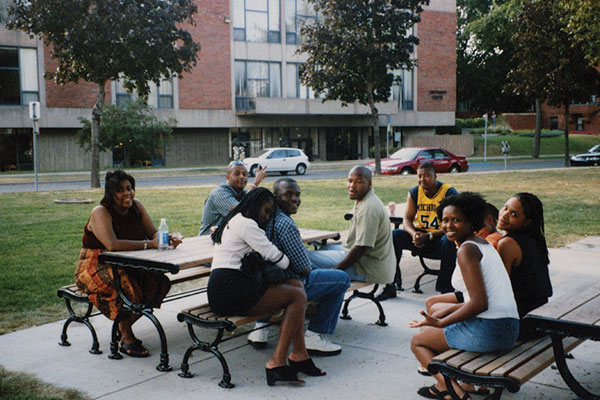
[75,170,182,357]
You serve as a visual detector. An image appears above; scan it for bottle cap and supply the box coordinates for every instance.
[161,218,166,224]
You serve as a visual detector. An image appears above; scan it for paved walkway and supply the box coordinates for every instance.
[1,238,599,399]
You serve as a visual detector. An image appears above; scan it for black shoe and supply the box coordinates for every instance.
[375,284,397,301]
[266,365,304,386]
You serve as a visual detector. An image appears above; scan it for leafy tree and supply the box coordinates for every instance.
[561,0,600,67]
[78,99,176,168]
[7,0,199,187]
[508,0,600,166]
[456,0,530,114]
[299,0,428,175]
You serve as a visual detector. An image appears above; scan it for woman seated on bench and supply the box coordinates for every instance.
[497,192,552,339]
[208,187,324,386]
[409,192,519,400]
[75,170,183,358]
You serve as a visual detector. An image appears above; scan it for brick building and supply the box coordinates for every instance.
[504,98,600,134]
[0,0,457,171]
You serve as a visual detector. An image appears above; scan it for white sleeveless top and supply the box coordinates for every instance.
[451,240,519,320]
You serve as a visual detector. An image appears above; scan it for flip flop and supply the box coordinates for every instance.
[417,385,449,399]
[120,341,150,358]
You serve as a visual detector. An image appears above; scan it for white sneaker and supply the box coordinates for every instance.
[247,322,269,349]
[304,330,342,356]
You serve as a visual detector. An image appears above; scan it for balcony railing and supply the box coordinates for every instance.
[235,97,256,111]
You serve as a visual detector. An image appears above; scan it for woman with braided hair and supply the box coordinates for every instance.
[207,187,324,386]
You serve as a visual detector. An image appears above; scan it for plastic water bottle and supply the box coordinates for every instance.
[158,218,169,251]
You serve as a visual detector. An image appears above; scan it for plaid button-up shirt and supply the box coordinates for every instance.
[266,208,312,281]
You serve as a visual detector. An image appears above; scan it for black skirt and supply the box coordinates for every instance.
[207,268,267,316]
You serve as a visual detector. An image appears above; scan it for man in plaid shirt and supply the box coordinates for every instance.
[247,178,351,356]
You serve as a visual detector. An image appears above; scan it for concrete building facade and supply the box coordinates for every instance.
[0,0,457,171]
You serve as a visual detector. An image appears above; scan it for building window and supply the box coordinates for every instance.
[286,63,316,99]
[233,0,280,43]
[235,60,281,110]
[115,77,174,109]
[391,69,413,110]
[576,116,584,131]
[0,46,39,106]
[549,116,558,130]
[285,0,316,45]
[115,79,133,106]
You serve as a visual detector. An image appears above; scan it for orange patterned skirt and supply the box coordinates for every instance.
[74,248,171,320]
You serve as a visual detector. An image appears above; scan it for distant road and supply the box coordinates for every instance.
[0,158,569,193]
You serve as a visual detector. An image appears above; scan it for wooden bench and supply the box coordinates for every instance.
[176,281,385,388]
[428,336,583,399]
[57,264,211,355]
[428,282,600,399]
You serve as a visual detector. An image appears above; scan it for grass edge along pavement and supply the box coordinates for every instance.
[0,168,598,336]
[0,365,90,400]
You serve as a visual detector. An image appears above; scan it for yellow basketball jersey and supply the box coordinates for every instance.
[414,183,452,232]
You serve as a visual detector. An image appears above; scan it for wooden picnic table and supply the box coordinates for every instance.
[523,282,600,400]
[97,228,341,371]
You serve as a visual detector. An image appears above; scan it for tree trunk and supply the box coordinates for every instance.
[564,103,570,167]
[90,83,106,188]
[367,86,381,175]
[533,97,542,158]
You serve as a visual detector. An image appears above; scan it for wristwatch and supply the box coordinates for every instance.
[428,232,433,240]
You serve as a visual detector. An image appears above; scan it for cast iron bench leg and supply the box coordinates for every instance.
[179,323,234,388]
[58,295,102,354]
[340,285,387,326]
[413,255,439,293]
[551,334,599,400]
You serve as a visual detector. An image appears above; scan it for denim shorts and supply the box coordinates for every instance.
[444,317,519,353]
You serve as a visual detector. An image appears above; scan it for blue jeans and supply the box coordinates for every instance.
[392,229,457,293]
[257,267,350,335]
[307,243,367,281]
[304,269,351,334]
[444,317,519,352]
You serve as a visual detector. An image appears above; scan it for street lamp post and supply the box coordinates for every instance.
[29,102,41,191]
[482,113,488,163]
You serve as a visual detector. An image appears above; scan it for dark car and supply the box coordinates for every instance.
[570,144,600,166]
[365,147,469,175]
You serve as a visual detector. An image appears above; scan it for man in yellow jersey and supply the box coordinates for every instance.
[377,162,458,300]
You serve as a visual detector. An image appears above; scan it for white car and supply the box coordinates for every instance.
[243,147,310,176]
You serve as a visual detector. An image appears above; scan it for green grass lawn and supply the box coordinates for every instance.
[472,133,600,157]
[0,168,599,335]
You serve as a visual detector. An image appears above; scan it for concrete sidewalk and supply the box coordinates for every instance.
[1,238,599,399]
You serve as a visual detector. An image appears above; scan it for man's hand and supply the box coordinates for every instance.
[253,165,268,187]
[413,231,429,248]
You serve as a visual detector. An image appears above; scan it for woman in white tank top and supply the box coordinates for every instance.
[409,192,519,400]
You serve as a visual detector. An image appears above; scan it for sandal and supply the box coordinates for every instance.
[417,385,449,399]
[417,366,431,376]
[460,382,489,395]
[288,357,326,376]
[265,365,305,386]
[120,341,150,358]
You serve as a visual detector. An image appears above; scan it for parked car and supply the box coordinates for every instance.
[243,147,310,176]
[570,144,600,166]
[365,147,469,175]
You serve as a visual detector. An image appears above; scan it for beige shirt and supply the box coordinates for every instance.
[344,189,396,284]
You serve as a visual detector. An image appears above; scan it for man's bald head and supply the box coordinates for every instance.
[349,165,372,183]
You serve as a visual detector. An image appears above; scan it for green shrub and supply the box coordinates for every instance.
[456,118,486,129]
[369,146,401,158]
[516,130,563,138]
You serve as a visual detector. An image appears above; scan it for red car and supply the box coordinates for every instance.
[366,147,469,175]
